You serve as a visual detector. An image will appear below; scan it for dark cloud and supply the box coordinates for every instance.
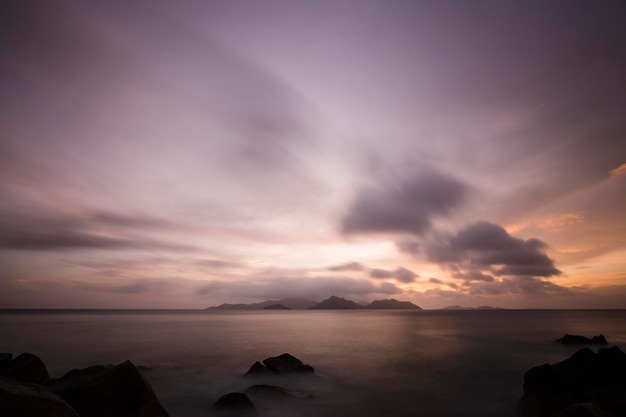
[422,221,560,278]
[342,171,468,236]
[327,262,364,272]
[466,276,571,297]
[428,277,443,284]
[400,221,563,297]
[0,209,194,251]
[369,267,418,283]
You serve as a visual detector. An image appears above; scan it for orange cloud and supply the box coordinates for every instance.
[534,212,585,232]
[610,163,626,177]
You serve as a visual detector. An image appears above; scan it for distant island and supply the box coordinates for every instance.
[207,296,422,310]
[441,305,505,310]
[207,298,318,310]
[263,304,291,310]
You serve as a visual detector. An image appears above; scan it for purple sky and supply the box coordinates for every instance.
[1,1,625,308]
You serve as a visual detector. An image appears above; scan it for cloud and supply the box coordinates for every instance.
[196,275,402,302]
[610,163,626,178]
[369,267,418,283]
[75,278,181,295]
[0,209,195,252]
[327,261,364,272]
[466,276,571,296]
[342,170,468,236]
[422,221,560,278]
[400,221,563,296]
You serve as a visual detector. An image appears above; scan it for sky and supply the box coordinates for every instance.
[1,0,625,309]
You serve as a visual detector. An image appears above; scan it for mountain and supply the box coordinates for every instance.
[441,305,505,310]
[207,298,318,310]
[365,299,422,310]
[263,304,291,310]
[309,296,363,310]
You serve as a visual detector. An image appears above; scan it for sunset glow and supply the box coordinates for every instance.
[1,1,625,309]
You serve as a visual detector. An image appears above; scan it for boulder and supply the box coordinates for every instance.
[47,360,169,417]
[262,354,314,375]
[244,362,271,377]
[520,346,626,417]
[0,377,79,417]
[245,384,312,399]
[556,334,608,345]
[212,392,257,417]
[0,353,12,373]
[0,352,50,384]
[557,403,615,417]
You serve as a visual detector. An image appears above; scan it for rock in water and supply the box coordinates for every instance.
[557,403,615,417]
[47,360,169,417]
[212,392,257,417]
[556,334,608,345]
[262,353,314,375]
[0,378,79,417]
[0,353,12,373]
[520,346,626,417]
[0,352,50,384]
[244,362,271,377]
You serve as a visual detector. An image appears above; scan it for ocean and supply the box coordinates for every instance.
[1,309,625,417]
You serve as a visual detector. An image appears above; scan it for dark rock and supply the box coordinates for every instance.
[263,353,314,375]
[212,392,257,417]
[47,360,169,417]
[0,352,50,384]
[0,353,11,371]
[0,377,79,417]
[244,362,271,377]
[520,346,626,417]
[246,384,312,399]
[556,334,608,345]
[557,403,615,417]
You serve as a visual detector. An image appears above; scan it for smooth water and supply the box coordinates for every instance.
[1,310,625,417]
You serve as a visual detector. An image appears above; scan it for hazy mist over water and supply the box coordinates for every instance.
[2,310,626,417]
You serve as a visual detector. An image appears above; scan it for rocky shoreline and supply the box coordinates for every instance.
[2,335,624,417]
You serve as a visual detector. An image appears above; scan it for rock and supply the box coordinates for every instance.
[47,360,169,417]
[262,353,314,375]
[520,346,626,417]
[556,334,608,345]
[0,353,12,371]
[557,403,615,417]
[244,362,271,377]
[246,384,312,399]
[0,377,79,417]
[0,352,50,384]
[212,392,257,417]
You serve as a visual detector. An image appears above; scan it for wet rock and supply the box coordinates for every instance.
[212,392,257,417]
[556,334,608,345]
[0,377,79,417]
[244,361,271,377]
[0,353,11,370]
[557,403,615,417]
[0,352,50,384]
[246,384,312,399]
[262,354,314,375]
[520,346,626,417]
[47,360,169,417]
